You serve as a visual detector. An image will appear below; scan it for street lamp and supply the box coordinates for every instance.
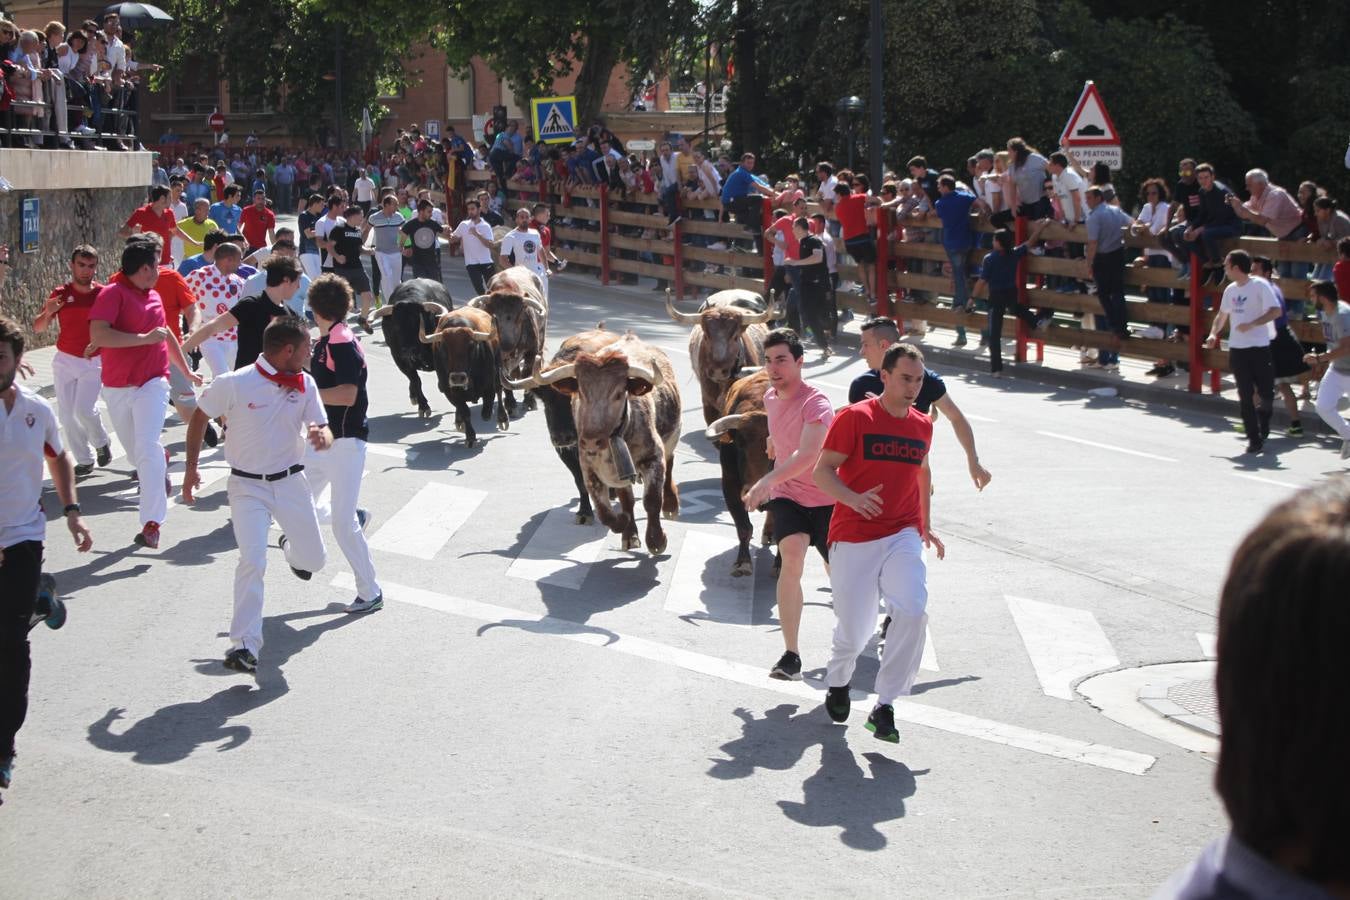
[836,96,864,171]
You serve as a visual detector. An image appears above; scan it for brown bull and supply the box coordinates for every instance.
[417,305,507,448]
[466,265,548,417]
[665,288,776,424]
[524,332,681,554]
[705,370,776,576]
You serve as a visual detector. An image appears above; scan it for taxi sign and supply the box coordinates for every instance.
[531,95,577,144]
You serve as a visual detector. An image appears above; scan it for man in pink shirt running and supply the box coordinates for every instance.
[744,328,835,681]
[88,236,201,549]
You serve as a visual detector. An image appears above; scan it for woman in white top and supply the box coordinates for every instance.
[1132,177,1181,375]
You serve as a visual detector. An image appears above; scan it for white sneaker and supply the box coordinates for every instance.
[75,124,96,135]
[344,594,384,614]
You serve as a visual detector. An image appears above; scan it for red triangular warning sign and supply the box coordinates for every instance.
[1059,82,1121,147]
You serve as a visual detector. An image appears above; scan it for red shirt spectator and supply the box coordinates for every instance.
[88,281,171,389]
[239,203,276,250]
[835,193,869,241]
[124,204,178,265]
[47,282,104,358]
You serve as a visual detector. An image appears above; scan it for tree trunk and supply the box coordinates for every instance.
[732,0,763,154]
[573,29,620,129]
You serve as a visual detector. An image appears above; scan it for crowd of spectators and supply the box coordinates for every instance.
[1,10,156,150]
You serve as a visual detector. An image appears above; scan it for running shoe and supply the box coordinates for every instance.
[0,753,12,789]
[1246,440,1264,454]
[134,522,161,549]
[35,574,66,630]
[866,704,900,743]
[356,508,372,531]
[96,444,112,467]
[769,650,802,681]
[1287,421,1303,437]
[223,648,258,673]
[825,685,852,723]
[74,462,95,477]
[277,534,313,581]
[345,594,384,614]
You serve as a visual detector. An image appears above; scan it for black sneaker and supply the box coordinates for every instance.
[1245,440,1264,454]
[1288,421,1303,437]
[277,534,313,581]
[0,753,13,789]
[825,685,852,723]
[204,423,219,449]
[74,462,95,477]
[96,444,112,467]
[356,508,372,531]
[769,650,802,681]
[33,574,66,630]
[877,615,892,660]
[866,704,900,743]
[224,648,258,673]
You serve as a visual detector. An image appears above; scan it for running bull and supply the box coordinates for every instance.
[705,370,776,577]
[369,278,454,419]
[417,305,507,449]
[466,265,548,417]
[665,288,776,424]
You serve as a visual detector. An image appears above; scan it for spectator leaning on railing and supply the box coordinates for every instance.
[1182,163,1243,286]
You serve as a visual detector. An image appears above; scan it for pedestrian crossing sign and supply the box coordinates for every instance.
[531,95,578,145]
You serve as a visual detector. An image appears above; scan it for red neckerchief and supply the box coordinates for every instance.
[255,361,305,393]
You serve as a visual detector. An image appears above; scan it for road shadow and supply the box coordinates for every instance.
[707,704,821,780]
[157,521,237,568]
[87,604,362,764]
[44,545,148,594]
[910,674,982,695]
[476,617,619,646]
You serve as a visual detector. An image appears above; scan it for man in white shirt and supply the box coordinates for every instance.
[366,195,407,304]
[314,192,346,272]
[448,199,497,294]
[353,168,377,214]
[657,140,682,224]
[183,317,331,673]
[1204,250,1282,454]
[498,207,549,300]
[1047,152,1086,224]
[0,315,93,796]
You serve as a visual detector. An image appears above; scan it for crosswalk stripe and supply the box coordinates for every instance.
[368,482,486,559]
[505,505,608,590]
[664,530,754,625]
[333,574,1155,775]
[1006,595,1120,700]
[1196,632,1217,658]
[367,442,420,461]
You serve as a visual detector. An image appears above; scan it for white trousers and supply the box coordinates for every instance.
[1314,366,1350,440]
[102,377,170,526]
[375,251,403,303]
[300,253,322,281]
[201,340,236,379]
[305,438,381,601]
[826,528,929,705]
[226,471,326,655]
[51,350,110,465]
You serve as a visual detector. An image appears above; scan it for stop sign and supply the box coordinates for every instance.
[209,112,225,132]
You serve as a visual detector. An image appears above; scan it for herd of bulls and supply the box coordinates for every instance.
[374,268,782,572]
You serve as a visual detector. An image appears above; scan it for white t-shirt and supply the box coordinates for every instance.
[315,214,344,268]
[171,199,189,264]
[817,175,838,202]
[1136,201,1174,262]
[1220,276,1280,349]
[1053,167,1086,222]
[452,219,497,266]
[353,177,376,203]
[196,361,326,474]
[0,387,64,547]
[499,228,546,274]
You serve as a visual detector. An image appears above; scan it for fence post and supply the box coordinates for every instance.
[876,208,892,318]
[672,193,686,299]
[599,184,611,286]
[1014,216,1029,364]
[1187,251,1204,393]
[762,199,775,296]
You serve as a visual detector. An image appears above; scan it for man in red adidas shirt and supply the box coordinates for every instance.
[813,341,944,744]
[238,190,277,254]
[119,186,177,266]
[32,246,112,476]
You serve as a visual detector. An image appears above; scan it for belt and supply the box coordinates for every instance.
[231,463,304,482]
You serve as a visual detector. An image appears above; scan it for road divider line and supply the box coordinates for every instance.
[368,483,486,559]
[1232,473,1298,489]
[1006,595,1121,701]
[1036,431,1178,462]
[334,574,1155,775]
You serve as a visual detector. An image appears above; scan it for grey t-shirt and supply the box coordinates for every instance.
[367,211,407,254]
[1321,300,1350,373]
[1011,152,1048,209]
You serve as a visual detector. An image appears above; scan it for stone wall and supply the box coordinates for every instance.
[0,149,152,348]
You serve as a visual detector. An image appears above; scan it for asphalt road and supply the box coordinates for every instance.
[4,255,1345,898]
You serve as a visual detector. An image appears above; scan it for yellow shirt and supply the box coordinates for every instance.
[178,217,221,257]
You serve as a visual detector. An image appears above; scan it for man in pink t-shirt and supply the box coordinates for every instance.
[88,237,201,549]
[744,329,835,682]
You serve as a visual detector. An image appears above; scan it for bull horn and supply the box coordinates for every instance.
[664,289,703,326]
[523,297,547,316]
[535,362,577,386]
[465,295,489,309]
[470,330,493,342]
[422,301,449,320]
[503,358,542,391]
[417,318,444,345]
[626,361,661,387]
[371,306,396,320]
[736,304,775,325]
[705,414,747,439]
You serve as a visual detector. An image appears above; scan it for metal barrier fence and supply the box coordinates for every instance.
[0,80,140,148]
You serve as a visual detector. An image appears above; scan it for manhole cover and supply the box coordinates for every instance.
[1167,679,1218,722]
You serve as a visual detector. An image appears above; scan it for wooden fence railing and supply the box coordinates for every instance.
[461,169,1338,393]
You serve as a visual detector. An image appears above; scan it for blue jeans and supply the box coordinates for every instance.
[947,247,971,339]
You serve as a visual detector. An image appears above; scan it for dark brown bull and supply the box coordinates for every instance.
[417,305,507,448]
[515,332,681,554]
[467,266,547,417]
[369,278,453,418]
[705,370,776,576]
[665,288,775,424]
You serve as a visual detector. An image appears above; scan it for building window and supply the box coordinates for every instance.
[446,72,472,120]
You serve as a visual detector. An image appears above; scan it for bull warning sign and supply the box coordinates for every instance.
[1059,81,1122,170]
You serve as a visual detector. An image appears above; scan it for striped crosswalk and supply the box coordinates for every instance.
[367,482,487,559]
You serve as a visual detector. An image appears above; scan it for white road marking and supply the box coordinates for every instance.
[1006,595,1121,701]
[964,413,998,423]
[921,625,939,672]
[334,575,1154,775]
[1232,473,1298,489]
[367,443,420,461]
[505,505,608,590]
[1196,632,1217,658]
[664,530,754,625]
[1035,431,1178,463]
[368,483,487,559]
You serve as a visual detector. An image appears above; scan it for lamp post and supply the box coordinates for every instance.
[836,95,864,171]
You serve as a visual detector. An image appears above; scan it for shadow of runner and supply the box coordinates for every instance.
[707,704,822,780]
[86,604,363,764]
[778,740,926,851]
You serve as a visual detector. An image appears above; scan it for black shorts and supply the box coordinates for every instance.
[844,235,876,264]
[334,266,371,294]
[767,498,833,561]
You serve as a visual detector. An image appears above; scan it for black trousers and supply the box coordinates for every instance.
[1229,346,1275,441]
[798,279,832,350]
[1,540,43,757]
[987,287,1040,372]
[466,263,495,296]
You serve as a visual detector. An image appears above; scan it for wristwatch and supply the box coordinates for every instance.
[63,503,81,515]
